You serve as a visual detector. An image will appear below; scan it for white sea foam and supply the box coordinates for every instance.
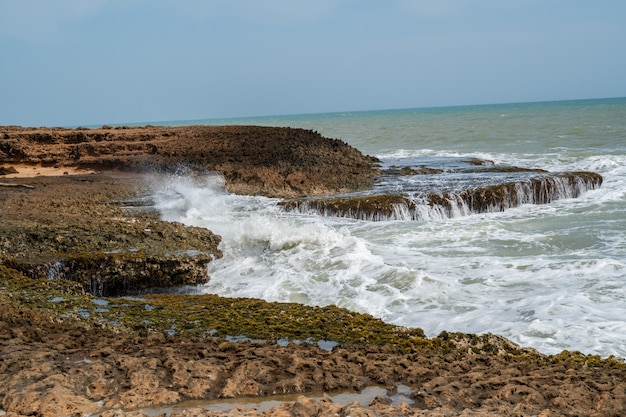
[151,98,626,358]
[151,167,626,357]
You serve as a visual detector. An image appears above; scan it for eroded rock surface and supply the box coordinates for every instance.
[0,174,221,295]
[0,125,379,198]
[0,292,624,417]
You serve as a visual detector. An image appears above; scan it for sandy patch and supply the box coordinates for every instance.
[0,164,96,178]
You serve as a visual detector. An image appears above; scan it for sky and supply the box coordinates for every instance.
[1,0,625,127]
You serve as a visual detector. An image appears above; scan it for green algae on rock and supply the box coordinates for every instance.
[1,263,428,348]
[0,174,222,296]
[2,264,624,370]
[1,214,222,296]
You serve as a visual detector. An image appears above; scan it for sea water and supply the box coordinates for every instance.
[151,97,626,357]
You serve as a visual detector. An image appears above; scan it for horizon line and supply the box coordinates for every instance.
[7,95,624,129]
[97,95,626,129]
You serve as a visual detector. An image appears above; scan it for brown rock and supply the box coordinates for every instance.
[3,382,102,417]
[0,125,379,198]
[0,174,221,295]
[0,165,18,175]
[291,395,320,417]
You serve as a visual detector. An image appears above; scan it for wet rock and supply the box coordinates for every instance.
[443,171,603,212]
[6,252,214,297]
[280,171,603,221]
[280,194,417,221]
[0,174,221,295]
[383,165,443,175]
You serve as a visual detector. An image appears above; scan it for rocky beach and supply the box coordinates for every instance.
[1,125,624,416]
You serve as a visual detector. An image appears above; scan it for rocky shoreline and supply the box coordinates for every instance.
[0,125,378,198]
[1,125,624,416]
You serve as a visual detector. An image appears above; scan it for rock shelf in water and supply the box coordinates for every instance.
[280,171,603,221]
[279,155,603,221]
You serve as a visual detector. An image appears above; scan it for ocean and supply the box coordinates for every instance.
[149,97,626,358]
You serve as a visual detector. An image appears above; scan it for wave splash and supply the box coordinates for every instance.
[281,171,603,222]
[148,164,625,358]
[150,174,402,317]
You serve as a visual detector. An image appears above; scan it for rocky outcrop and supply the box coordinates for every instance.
[0,124,379,292]
[0,125,379,198]
[0,126,255,295]
[0,174,221,296]
[280,171,603,221]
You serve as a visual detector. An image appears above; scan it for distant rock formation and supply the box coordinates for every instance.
[0,125,379,198]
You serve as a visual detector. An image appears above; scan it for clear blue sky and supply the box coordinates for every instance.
[1,0,625,127]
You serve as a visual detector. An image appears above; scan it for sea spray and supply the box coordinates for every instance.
[150,166,624,358]
[150,98,626,357]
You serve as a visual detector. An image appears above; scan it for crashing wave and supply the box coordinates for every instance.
[279,171,603,221]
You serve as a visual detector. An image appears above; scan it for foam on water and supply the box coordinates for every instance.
[151,98,626,358]
[152,153,626,357]
[153,176,399,315]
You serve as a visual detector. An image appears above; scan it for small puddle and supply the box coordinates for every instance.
[137,384,413,416]
[92,298,110,313]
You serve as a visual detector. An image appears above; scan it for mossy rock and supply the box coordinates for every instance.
[2,265,624,368]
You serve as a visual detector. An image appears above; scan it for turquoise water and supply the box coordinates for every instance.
[152,97,626,357]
